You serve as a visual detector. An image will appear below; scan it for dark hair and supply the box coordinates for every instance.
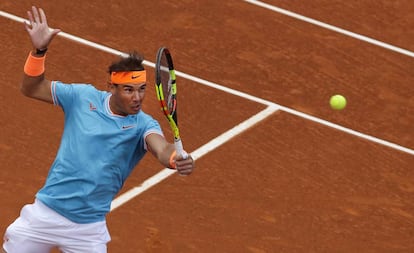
[108,51,145,74]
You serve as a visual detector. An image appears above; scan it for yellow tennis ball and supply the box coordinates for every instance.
[330,95,347,110]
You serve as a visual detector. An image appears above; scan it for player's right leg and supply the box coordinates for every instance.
[3,220,56,253]
[2,200,58,253]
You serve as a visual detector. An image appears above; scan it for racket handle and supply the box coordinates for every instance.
[174,139,188,159]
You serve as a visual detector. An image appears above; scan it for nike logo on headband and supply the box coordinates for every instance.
[111,71,147,84]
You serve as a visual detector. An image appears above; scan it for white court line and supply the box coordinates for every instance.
[111,105,279,211]
[1,9,413,211]
[243,0,414,59]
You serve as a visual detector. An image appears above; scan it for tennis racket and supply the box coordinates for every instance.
[155,47,188,159]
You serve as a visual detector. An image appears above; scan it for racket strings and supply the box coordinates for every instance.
[160,54,175,114]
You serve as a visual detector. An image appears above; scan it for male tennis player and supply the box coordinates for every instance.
[2,6,194,253]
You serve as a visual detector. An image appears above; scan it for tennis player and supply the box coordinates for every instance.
[2,6,195,253]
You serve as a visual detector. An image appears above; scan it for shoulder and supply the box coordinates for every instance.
[53,81,106,97]
[134,111,162,131]
[53,81,98,90]
[52,81,107,106]
[136,110,157,123]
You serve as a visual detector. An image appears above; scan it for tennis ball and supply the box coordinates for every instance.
[330,94,347,110]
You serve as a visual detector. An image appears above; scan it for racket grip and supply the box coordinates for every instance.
[174,139,188,159]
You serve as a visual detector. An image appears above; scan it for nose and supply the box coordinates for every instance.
[132,90,141,101]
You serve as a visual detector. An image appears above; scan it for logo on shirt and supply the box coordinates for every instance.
[122,125,136,130]
[89,102,97,111]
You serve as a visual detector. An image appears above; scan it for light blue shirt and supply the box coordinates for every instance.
[36,81,163,223]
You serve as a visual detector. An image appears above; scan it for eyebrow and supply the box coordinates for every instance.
[122,84,146,89]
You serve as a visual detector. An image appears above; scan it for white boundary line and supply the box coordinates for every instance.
[243,0,414,59]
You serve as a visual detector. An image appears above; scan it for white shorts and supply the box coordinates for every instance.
[3,199,111,253]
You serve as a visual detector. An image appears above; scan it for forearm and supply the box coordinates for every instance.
[157,143,176,168]
[146,133,176,168]
[21,50,53,103]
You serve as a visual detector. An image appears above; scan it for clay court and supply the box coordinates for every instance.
[1,1,414,252]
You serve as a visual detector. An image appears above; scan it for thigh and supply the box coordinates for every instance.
[60,243,107,253]
[3,214,55,253]
[3,200,110,253]
[58,221,110,253]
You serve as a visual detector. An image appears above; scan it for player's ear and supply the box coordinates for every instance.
[108,82,117,94]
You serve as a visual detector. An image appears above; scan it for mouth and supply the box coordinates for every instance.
[131,104,141,112]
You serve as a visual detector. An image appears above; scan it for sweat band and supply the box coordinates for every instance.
[111,71,146,84]
[24,52,46,77]
[169,150,177,169]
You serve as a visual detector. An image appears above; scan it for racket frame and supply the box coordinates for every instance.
[155,47,186,158]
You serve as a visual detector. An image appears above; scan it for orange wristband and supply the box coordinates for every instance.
[24,52,45,76]
[169,150,176,169]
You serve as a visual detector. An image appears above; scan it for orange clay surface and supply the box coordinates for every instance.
[1,1,413,252]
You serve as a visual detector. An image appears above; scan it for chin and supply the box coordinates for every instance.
[129,109,141,115]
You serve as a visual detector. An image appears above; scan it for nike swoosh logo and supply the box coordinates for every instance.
[131,75,141,79]
[122,125,136,130]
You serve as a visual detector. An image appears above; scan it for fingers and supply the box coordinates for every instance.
[26,11,34,27]
[23,21,31,32]
[24,9,37,35]
[175,156,195,176]
[177,165,193,176]
[32,6,41,24]
[26,6,46,28]
[39,8,47,25]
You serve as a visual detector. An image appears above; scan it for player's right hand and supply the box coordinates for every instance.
[24,6,61,51]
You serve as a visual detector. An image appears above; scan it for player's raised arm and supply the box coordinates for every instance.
[21,6,61,103]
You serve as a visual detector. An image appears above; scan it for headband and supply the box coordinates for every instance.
[111,70,146,84]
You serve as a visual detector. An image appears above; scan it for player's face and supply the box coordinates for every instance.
[110,83,146,116]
